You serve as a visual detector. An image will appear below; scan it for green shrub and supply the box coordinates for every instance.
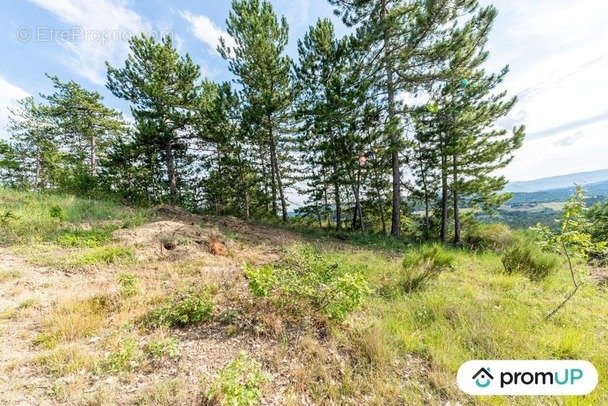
[398,245,457,293]
[244,244,371,321]
[206,352,267,406]
[49,205,67,222]
[244,264,277,298]
[501,244,560,280]
[144,289,214,328]
[463,223,515,251]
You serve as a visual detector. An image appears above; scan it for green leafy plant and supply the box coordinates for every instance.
[531,184,606,260]
[144,288,214,328]
[118,272,139,298]
[49,205,67,222]
[144,337,180,360]
[0,210,18,229]
[206,351,267,406]
[244,244,371,321]
[95,335,142,374]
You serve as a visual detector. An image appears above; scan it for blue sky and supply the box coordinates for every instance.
[1,0,607,183]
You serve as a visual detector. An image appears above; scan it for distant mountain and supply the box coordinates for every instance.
[505,168,608,193]
[507,180,608,206]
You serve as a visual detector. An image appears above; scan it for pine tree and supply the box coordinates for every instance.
[329,0,484,237]
[7,96,59,189]
[43,75,126,191]
[219,0,293,222]
[411,5,525,243]
[106,34,202,203]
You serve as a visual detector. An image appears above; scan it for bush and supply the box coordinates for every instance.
[501,244,560,280]
[144,288,214,328]
[398,244,457,293]
[244,244,371,322]
[49,205,67,222]
[463,223,515,251]
[206,351,267,406]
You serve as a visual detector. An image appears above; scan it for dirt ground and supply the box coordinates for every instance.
[0,214,325,405]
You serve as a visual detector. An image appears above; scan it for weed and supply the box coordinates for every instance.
[397,244,457,293]
[133,377,191,405]
[34,345,94,377]
[502,244,561,280]
[244,244,371,321]
[463,223,515,251]
[0,270,22,282]
[0,210,18,229]
[49,205,67,222]
[31,245,136,269]
[18,298,37,309]
[144,337,180,360]
[206,352,268,406]
[144,288,214,328]
[56,229,112,248]
[118,272,140,298]
[95,335,142,374]
[34,295,112,349]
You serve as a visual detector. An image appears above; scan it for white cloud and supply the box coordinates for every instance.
[180,11,236,56]
[0,77,30,139]
[480,0,608,180]
[27,0,156,85]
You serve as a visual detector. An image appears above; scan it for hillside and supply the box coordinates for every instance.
[505,169,608,193]
[0,190,607,405]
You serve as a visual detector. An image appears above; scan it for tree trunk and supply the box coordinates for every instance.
[374,162,387,235]
[453,155,461,244]
[90,133,97,176]
[257,142,271,213]
[382,0,401,237]
[35,145,41,189]
[164,142,178,202]
[268,123,288,222]
[440,155,449,243]
[351,167,365,235]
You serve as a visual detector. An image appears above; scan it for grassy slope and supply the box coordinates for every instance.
[1,188,606,405]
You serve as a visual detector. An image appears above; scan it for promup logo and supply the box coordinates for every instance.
[457,360,598,395]
[472,367,494,388]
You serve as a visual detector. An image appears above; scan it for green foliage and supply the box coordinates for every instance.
[49,205,67,222]
[501,245,560,280]
[244,244,371,321]
[56,229,112,248]
[144,337,180,360]
[0,210,18,229]
[243,264,277,298]
[118,272,140,298]
[95,335,142,374]
[206,351,267,406]
[463,223,515,251]
[398,245,457,293]
[31,245,135,269]
[145,289,214,328]
[532,185,607,261]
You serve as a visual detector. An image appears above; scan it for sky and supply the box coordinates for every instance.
[0,0,607,184]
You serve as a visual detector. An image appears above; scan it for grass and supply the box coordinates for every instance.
[0,269,22,282]
[34,295,114,349]
[0,187,148,246]
[2,188,607,404]
[30,245,136,269]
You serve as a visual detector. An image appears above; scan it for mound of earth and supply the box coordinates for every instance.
[112,220,232,261]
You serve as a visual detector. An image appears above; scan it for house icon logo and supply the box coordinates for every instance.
[472,367,494,388]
